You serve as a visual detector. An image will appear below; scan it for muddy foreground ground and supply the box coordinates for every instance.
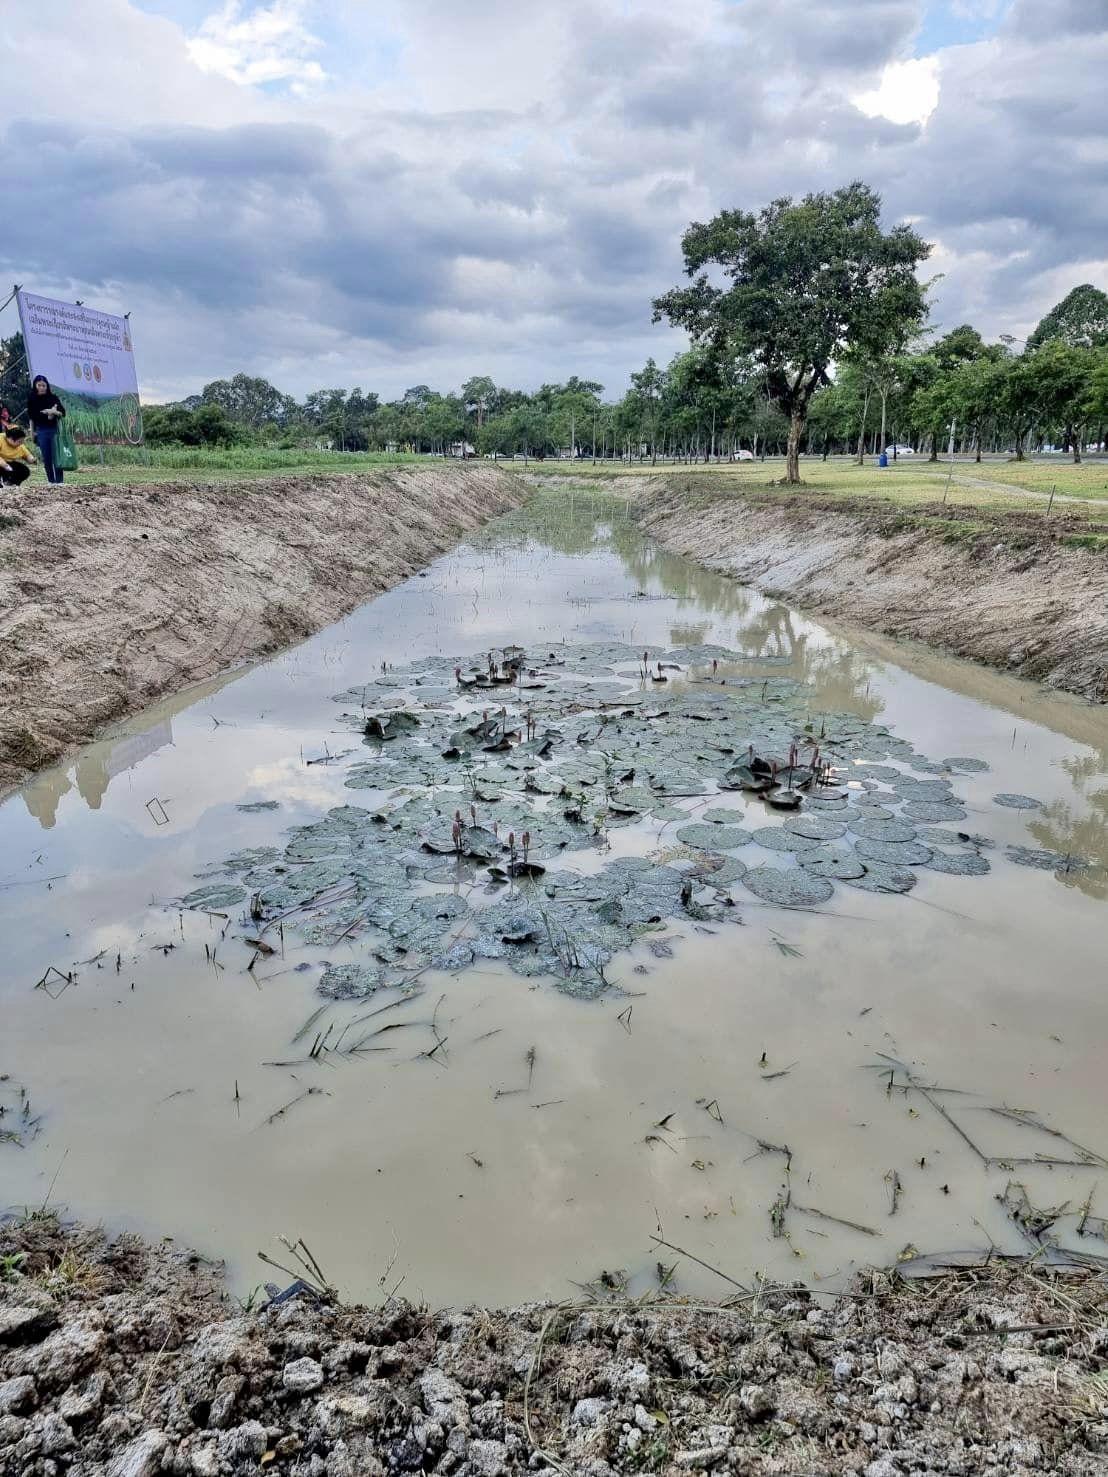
[0,1215,1106,1476]
[0,467,524,799]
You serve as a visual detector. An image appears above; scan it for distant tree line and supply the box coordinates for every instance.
[133,278,1107,468]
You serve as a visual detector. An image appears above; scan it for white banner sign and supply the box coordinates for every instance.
[16,291,138,400]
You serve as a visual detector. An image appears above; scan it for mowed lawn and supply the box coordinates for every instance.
[529,454,1108,519]
[13,447,1108,518]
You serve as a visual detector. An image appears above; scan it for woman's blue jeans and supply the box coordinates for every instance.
[35,426,62,483]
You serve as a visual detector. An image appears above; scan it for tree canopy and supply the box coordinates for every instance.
[1027,284,1108,351]
[652,181,931,482]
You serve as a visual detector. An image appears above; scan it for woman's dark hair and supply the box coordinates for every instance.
[31,376,52,394]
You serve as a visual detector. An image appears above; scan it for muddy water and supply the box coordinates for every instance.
[2,490,1106,1305]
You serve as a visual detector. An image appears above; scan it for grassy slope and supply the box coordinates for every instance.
[17,447,432,485]
[528,454,1108,501]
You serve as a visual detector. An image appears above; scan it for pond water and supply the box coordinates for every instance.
[2,488,1107,1305]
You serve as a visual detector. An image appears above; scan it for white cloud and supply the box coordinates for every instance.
[854,56,941,126]
[2,1,1106,402]
[188,0,325,89]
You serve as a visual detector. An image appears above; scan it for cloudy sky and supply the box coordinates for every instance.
[3,0,1105,403]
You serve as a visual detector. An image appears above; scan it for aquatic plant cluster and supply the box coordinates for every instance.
[183,642,1080,997]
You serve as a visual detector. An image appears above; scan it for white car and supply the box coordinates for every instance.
[731,449,754,461]
[884,445,915,456]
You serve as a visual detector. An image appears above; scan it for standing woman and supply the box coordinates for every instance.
[27,376,66,484]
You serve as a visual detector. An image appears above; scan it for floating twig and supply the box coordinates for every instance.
[792,1202,879,1237]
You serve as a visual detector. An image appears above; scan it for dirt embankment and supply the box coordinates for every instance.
[1,1216,1106,1476]
[637,484,1108,703]
[0,467,525,798]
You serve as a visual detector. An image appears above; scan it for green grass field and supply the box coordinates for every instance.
[25,445,430,484]
[526,454,1108,518]
[19,445,1108,524]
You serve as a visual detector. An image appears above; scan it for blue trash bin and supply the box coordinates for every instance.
[877,452,889,468]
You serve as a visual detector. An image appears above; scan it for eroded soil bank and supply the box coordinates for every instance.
[2,1216,1106,1477]
[636,483,1108,703]
[0,467,524,798]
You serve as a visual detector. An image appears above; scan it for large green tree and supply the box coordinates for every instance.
[653,182,930,483]
[1023,342,1095,461]
[201,372,288,428]
[1027,284,1108,351]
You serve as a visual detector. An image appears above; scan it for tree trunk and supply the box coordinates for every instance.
[785,408,804,484]
[878,389,888,457]
[856,388,870,465]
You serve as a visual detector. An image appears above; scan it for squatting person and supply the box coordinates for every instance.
[0,422,36,486]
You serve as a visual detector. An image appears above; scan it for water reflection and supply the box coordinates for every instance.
[1030,802,1108,899]
[543,494,890,725]
[2,484,1107,1305]
[21,721,174,829]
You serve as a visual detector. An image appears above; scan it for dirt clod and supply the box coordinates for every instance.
[2,1215,1107,1474]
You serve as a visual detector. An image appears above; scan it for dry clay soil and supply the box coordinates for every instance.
[637,482,1108,703]
[1,1216,1107,1476]
[0,467,525,799]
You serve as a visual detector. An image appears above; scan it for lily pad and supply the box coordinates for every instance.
[784,814,847,841]
[318,964,390,1000]
[181,883,246,911]
[892,777,955,799]
[902,802,968,823]
[799,846,865,880]
[851,819,918,843]
[942,757,989,772]
[923,850,991,876]
[742,866,834,908]
[855,838,933,866]
[847,803,895,821]
[993,793,1042,810]
[846,862,918,894]
[676,823,752,850]
[803,795,850,812]
[751,825,821,853]
[914,827,994,849]
[221,847,281,873]
[708,857,748,886]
